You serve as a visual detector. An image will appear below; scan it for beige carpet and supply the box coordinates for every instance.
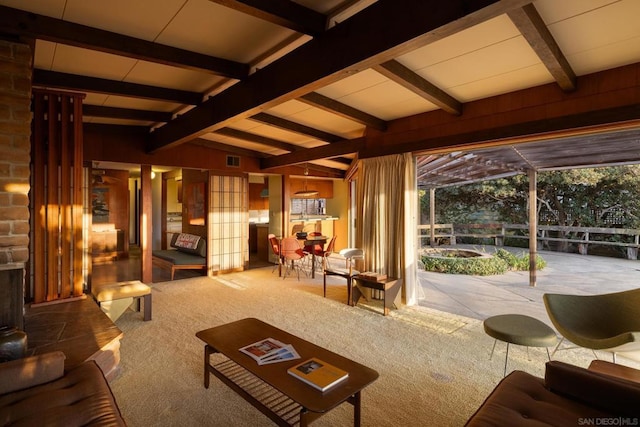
[109,267,628,426]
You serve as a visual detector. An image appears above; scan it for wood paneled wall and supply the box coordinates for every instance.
[31,89,84,303]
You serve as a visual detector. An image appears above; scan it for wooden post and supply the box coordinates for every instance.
[140,165,153,284]
[429,188,435,247]
[528,169,537,287]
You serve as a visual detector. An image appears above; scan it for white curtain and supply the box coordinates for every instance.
[356,153,418,306]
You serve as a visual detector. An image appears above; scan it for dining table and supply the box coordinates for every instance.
[300,235,327,278]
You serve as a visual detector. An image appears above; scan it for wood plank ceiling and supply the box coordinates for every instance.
[2,0,640,183]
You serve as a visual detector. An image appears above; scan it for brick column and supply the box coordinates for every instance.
[0,40,32,265]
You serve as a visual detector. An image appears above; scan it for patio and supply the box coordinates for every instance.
[418,245,640,324]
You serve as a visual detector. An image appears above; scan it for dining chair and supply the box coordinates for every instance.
[267,233,282,274]
[280,237,307,280]
[312,235,337,273]
[322,247,364,304]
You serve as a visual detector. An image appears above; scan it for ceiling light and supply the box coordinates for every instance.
[294,164,319,197]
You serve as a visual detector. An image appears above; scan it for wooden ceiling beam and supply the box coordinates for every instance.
[211,127,353,167]
[508,4,576,91]
[373,60,462,115]
[298,92,387,131]
[214,127,304,152]
[261,138,365,169]
[148,0,528,152]
[207,0,327,35]
[330,157,355,166]
[33,69,203,105]
[264,63,640,170]
[0,5,248,79]
[83,105,173,123]
[191,138,269,158]
[83,122,150,136]
[250,112,344,143]
[304,163,346,178]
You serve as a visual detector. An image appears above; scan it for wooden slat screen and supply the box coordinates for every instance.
[30,89,85,303]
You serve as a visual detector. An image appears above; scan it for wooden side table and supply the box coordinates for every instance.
[352,276,401,316]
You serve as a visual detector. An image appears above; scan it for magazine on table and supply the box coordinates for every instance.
[259,345,300,364]
[239,338,300,365]
[287,358,349,392]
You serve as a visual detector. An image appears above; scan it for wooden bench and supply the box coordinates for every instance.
[152,233,207,280]
[506,225,640,259]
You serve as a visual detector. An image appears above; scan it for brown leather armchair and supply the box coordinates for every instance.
[466,360,640,426]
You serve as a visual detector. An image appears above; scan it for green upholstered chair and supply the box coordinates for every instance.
[543,288,640,363]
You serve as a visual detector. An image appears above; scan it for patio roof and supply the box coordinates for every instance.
[417,125,640,188]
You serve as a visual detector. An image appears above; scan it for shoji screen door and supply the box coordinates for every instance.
[208,175,248,273]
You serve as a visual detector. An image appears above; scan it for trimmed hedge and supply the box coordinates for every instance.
[421,248,546,276]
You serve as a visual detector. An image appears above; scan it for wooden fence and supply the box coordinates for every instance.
[418,223,640,260]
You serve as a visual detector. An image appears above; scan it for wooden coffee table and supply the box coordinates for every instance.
[196,318,379,426]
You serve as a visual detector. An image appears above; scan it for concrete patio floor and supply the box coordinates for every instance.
[417,245,640,324]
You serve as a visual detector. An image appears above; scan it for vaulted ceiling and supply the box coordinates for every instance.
[2,0,640,183]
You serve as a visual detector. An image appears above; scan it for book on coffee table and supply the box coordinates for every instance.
[288,358,349,392]
[357,272,388,282]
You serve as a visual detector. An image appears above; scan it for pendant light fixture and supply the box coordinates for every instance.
[294,164,319,197]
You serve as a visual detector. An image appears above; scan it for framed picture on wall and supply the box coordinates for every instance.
[91,187,110,223]
[187,182,205,226]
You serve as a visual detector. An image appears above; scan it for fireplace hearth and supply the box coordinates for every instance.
[0,263,25,330]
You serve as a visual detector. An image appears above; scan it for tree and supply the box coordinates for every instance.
[422,165,640,252]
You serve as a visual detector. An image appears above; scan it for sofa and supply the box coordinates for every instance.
[152,232,206,280]
[465,360,640,426]
[0,351,126,426]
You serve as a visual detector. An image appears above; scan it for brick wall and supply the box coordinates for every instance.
[0,40,32,265]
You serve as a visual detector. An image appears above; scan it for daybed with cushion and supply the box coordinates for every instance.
[0,351,126,426]
[465,360,640,426]
[153,232,207,280]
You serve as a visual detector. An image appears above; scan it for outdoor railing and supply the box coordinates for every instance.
[418,223,640,260]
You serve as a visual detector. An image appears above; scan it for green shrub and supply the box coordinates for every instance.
[421,249,546,275]
[494,248,547,271]
[421,255,508,276]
